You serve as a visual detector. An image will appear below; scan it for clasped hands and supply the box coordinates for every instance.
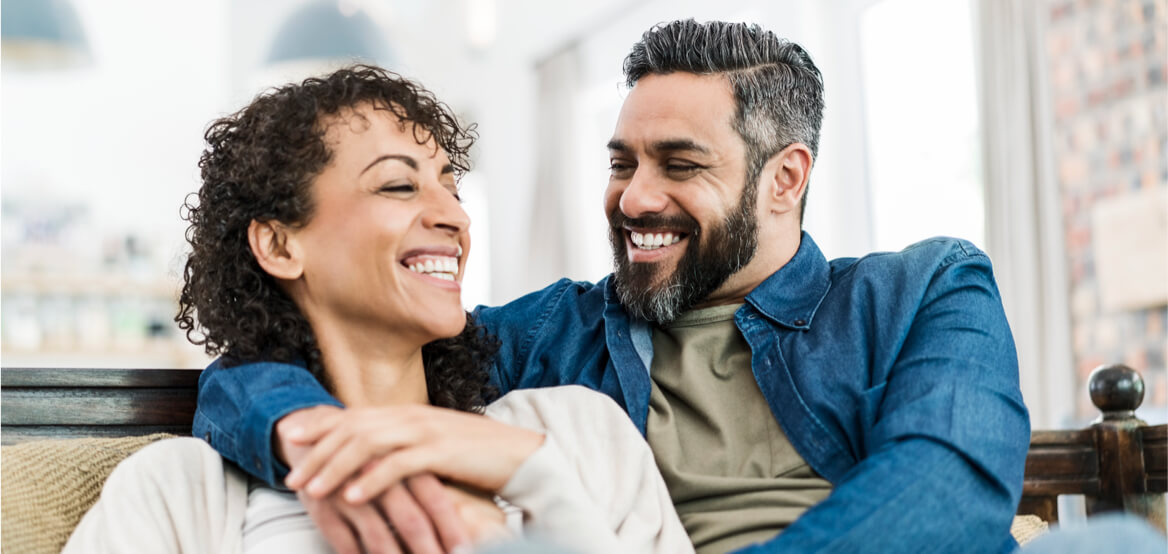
[276,405,545,554]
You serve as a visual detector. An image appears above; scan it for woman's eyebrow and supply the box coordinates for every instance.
[361,154,417,175]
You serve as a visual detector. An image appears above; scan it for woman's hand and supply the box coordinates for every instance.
[283,404,544,505]
[278,407,474,553]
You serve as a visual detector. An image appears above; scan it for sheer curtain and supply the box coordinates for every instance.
[974,0,1074,429]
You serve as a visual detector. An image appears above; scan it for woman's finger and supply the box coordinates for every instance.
[306,422,427,498]
[277,405,344,445]
[345,447,435,503]
[380,481,444,554]
[334,496,403,554]
[297,490,363,554]
[405,474,473,552]
[285,421,356,490]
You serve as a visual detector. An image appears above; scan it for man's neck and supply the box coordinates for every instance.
[696,229,801,308]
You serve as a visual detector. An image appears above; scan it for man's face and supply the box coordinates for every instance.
[605,72,759,323]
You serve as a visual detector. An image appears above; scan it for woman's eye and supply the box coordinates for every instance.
[379,183,416,194]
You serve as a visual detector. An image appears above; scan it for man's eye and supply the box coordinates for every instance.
[665,163,699,173]
[609,161,635,176]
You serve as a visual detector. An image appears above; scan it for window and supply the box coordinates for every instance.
[860,0,985,251]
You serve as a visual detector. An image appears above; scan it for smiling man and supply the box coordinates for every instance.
[193,19,1029,553]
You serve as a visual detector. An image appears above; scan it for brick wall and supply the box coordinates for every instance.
[1043,0,1167,421]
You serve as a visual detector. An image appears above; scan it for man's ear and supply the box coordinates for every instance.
[248,219,304,281]
[763,143,813,215]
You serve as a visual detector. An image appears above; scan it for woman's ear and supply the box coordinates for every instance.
[247,219,303,281]
[764,143,813,215]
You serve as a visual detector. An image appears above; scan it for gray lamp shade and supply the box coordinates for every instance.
[1,0,90,68]
[266,1,393,66]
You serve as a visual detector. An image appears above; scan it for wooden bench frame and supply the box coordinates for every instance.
[3,363,1165,532]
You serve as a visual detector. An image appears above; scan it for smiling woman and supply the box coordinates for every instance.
[177,66,488,405]
[62,65,693,554]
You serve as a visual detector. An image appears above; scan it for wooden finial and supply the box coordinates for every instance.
[1088,364,1145,420]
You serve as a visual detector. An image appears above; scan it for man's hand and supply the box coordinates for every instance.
[276,408,474,553]
[282,404,544,505]
[296,475,509,554]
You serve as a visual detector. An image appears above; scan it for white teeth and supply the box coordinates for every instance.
[630,230,682,250]
[404,256,459,280]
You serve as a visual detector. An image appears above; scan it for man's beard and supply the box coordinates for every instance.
[609,184,759,324]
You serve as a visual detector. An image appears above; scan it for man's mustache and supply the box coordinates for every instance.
[607,210,701,236]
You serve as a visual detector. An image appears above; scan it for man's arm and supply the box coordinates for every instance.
[740,247,1029,553]
[192,280,579,485]
[193,358,342,484]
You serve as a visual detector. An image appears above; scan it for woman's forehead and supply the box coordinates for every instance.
[321,104,450,164]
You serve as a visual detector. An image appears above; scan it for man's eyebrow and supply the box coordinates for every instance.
[652,139,710,155]
[605,138,711,155]
[361,154,417,175]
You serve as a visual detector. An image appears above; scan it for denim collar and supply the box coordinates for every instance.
[745,231,831,331]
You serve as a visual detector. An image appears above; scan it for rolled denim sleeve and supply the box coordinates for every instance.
[193,359,342,486]
[738,245,1029,553]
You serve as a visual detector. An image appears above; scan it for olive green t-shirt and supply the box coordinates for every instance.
[646,303,832,554]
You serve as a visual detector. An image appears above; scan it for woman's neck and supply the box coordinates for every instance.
[310,321,430,408]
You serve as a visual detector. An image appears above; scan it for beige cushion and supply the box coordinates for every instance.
[1,434,176,554]
[1011,514,1050,546]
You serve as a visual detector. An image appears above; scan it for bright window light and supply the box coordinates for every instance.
[860,0,985,252]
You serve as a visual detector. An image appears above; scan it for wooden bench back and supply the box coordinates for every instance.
[1,368,198,444]
[2,364,1165,531]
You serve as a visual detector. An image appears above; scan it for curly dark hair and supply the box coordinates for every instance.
[177,64,497,413]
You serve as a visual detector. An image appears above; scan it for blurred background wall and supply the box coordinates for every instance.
[1,0,1164,429]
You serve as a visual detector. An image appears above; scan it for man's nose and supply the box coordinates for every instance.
[618,168,669,218]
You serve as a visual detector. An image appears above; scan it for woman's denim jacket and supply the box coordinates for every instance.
[194,233,1029,553]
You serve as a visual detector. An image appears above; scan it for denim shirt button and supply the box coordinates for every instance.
[254,457,262,470]
[203,432,211,442]
[793,319,807,326]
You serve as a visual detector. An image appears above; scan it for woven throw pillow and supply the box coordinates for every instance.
[1,433,177,554]
[1010,514,1050,546]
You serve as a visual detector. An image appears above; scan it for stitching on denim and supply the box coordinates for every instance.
[515,279,573,384]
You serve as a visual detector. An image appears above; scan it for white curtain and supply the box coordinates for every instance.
[974,0,1074,429]
[528,46,587,289]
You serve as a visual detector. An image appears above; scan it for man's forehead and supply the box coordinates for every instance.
[610,73,738,153]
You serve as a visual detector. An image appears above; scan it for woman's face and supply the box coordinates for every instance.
[287,103,470,344]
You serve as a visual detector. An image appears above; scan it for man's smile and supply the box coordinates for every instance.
[625,228,690,263]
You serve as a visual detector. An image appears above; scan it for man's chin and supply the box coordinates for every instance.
[619,262,674,289]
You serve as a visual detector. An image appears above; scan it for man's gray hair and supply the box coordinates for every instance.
[623,19,825,221]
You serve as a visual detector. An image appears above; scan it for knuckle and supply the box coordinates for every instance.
[394,513,428,539]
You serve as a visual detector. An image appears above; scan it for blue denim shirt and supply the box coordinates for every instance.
[194,233,1029,553]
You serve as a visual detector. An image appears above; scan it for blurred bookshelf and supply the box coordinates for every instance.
[1,198,212,370]
[1,271,211,369]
